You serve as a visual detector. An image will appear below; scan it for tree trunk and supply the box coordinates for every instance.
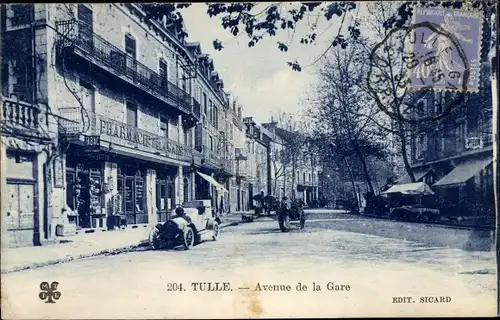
[353,144,375,194]
[344,157,359,211]
[291,155,296,200]
[399,124,415,183]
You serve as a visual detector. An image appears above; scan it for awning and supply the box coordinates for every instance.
[395,168,432,184]
[197,171,229,193]
[383,182,435,195]
[434,158,492,188]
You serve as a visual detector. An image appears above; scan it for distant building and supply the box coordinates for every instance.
[262,121,320,206]
[243,117,271,209]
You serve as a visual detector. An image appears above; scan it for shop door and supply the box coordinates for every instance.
[124,172,147,224]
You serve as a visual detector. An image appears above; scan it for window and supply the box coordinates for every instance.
[78,5,93,48]
[203,93,208,115]
[124,34,136,74]
[160,117,168,138]
[125,34,136,58]
[416,133,427,160]
[80,80,95,112]
[303,172,306,184]
[308,173,311,182]
[159,59,168,85]
[416,99,426,118]
[179,68,186,91]
[10,4,31,26]
[209,136,213,151]
[208,100,213,124]
[126,102,137,127]
[214,107,219,129]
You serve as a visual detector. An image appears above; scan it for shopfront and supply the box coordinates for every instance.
[66,158,105,228]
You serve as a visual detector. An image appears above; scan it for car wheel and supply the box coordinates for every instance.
[183,227,195,250]
[299,212,306,229]
[149,226,164,250]
[212,222,220,241]
[281,214,290,232]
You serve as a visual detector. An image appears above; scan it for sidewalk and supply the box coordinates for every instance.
[1,217,243,274]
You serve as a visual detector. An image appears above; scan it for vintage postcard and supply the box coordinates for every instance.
[1,1,498,319]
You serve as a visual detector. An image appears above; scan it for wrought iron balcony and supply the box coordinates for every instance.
[55,19,193,116]
[202,148,221,169]
[1,97,51,142]
[219,157,234,175]
[58,107,193,163]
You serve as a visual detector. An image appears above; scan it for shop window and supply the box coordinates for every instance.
[135,177,144,212]
[124,177,134,212]
[116,174,124,214]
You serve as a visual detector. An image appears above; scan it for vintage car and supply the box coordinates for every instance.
[149,200,221,250]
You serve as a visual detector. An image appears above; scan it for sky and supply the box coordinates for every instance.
[181,3,353,124]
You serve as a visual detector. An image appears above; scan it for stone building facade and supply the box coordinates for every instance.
[0,3,242,247]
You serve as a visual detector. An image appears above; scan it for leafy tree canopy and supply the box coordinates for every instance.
[142,1,495,71]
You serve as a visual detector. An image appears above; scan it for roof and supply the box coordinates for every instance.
[434,157,492,188]
[383,182,435,195]
[396,168,432,184]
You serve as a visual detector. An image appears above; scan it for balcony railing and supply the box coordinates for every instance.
[1,97,50,140]
[55,19,192,115]
[220,157,234,174]
[59,107,193,163]
[202,148,220,168]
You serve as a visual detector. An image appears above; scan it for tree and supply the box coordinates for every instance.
[308,40,388,197]
[141,1,495,71]
[356,1,496,183]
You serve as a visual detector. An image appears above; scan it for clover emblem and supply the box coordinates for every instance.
[39,281,61,303]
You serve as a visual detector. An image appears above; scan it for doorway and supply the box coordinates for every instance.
[122,169,146,224]
[3,151,39,247]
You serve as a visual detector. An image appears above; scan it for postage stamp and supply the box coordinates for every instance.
[408,7,484,92]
